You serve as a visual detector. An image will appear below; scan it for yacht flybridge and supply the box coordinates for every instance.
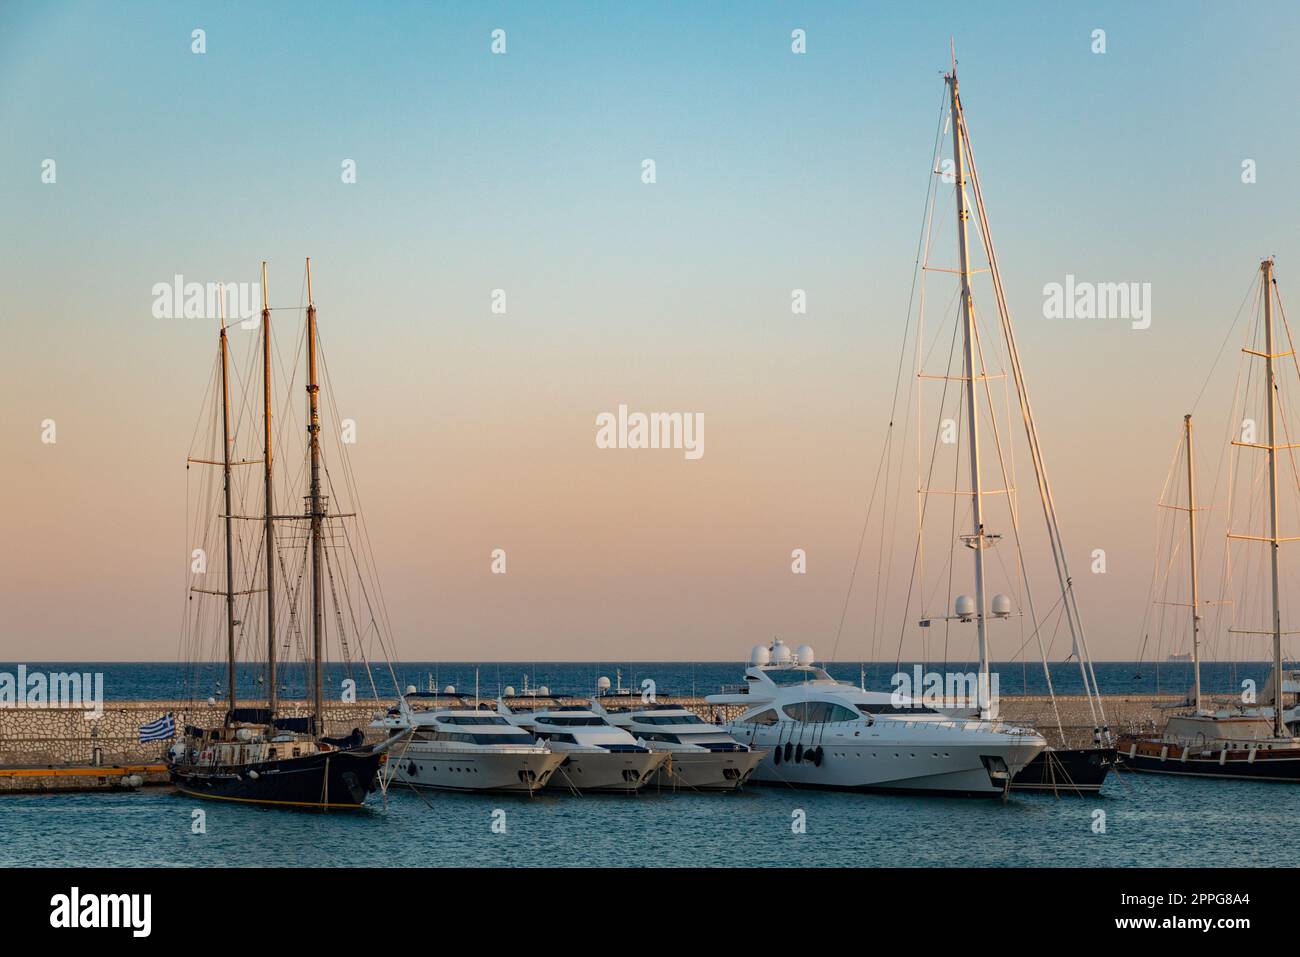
[590,699,765,791]
[375,692,565,794]
[707,641,1045,797]
[499,703,667,793]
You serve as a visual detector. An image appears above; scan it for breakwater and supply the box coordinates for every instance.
[0,693,1181,788]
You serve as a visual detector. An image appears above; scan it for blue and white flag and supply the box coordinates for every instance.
[139,713,175,743]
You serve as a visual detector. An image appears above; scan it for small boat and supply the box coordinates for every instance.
[499,703,667,793]
[375,693,564,793]
[590,698,765,791]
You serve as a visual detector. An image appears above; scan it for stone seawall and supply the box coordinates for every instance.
[0,693,1181,768]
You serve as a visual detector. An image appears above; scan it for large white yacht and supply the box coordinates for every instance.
[707,641,1046,797]
[373,692,564,794]
[590,699,765,791]
[499,703,667,793]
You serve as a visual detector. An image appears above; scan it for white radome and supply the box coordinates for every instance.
[955,595,976,620]
[771,640,793,663]
[405,685,417,695]
[503,686,516,697]
[444,685,456,694]
[796,644,816,666]
[991,594,1013,618]
[597,676,611,692]
[750,644,771,666]
[538,686,550,696]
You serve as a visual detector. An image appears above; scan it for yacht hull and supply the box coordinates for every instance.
[1118,736,1300,782]
[170,748,383,810]
[1009,747,1116,793]
[547,751,668,793]
[735,730,1043,797]
[650,748,766,791]
[386,748,563,793]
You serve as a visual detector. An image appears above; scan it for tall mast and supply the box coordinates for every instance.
[219,288,238,712]
[1261,258,1285,738]
[306,258,325,734]
[946,65,992,718]
[1184,414,1202,713]
[261,261,278,717]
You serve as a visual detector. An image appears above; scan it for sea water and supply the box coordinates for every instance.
[0,773,1293,868]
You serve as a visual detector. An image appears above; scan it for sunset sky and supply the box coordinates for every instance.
[3,1,1300,664]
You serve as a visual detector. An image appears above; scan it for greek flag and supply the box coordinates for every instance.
[139,713,175,743]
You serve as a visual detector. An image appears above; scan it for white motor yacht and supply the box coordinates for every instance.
[590,699,765,791]
[373,692,564,794]
[707,641,1045,797]
[499,703,667,793]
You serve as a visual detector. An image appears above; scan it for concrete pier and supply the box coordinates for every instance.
[0,693,1184,793]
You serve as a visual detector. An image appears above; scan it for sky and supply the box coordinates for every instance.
[2,1,1299,664]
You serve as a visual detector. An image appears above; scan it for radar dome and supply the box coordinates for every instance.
[538,686,550,696]
[955,595,976,620]
[405,685,417,695]
[991,594,1013,618]
[504,686,516,697]
[597,676,611,692]
[443,685,456,694]
[750,645,772,666]
[796,644,816,666]
[771,639,793,663]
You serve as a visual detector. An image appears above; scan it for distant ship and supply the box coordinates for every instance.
[1167,653,1193,662]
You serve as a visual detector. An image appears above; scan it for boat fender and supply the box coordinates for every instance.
[783,742,793,762]
[812,747,823,767]
[773,746,781,766]
[247,769,259,780]
[795,744,804,763]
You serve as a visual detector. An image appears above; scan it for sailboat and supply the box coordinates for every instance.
[168,261,403,809]
[1119,260,1300,780]
[880,56,1116,793]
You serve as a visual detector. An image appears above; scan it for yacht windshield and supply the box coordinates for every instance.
[634,714,705,725]
[437,715,511,726]
[536,715,607,727]
[766,668,832,686]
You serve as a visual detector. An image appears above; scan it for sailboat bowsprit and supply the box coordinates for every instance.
[168,260,399,810]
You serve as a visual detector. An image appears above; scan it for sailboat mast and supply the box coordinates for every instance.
[306,258,325,734]
[1261,258,1285,738]
[1184,414,1202,712]
[261,261,278,717]
[947,67,992,717]
[219,289,238,712]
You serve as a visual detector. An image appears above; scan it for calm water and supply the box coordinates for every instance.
[0,660,1277,701]
[0,773,1294,868]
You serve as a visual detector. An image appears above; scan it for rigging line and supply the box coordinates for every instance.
[1190,272,1265,417]
[317,336,402,696]
[960,123,1107,733]
[830,83,948,666]
[970,310,1064,738]
[894,316,963,673]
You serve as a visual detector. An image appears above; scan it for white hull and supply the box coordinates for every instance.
[732,723,1042,796]
[547,750,668,792]
[651,748,766,791]
[386,745,564,793]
